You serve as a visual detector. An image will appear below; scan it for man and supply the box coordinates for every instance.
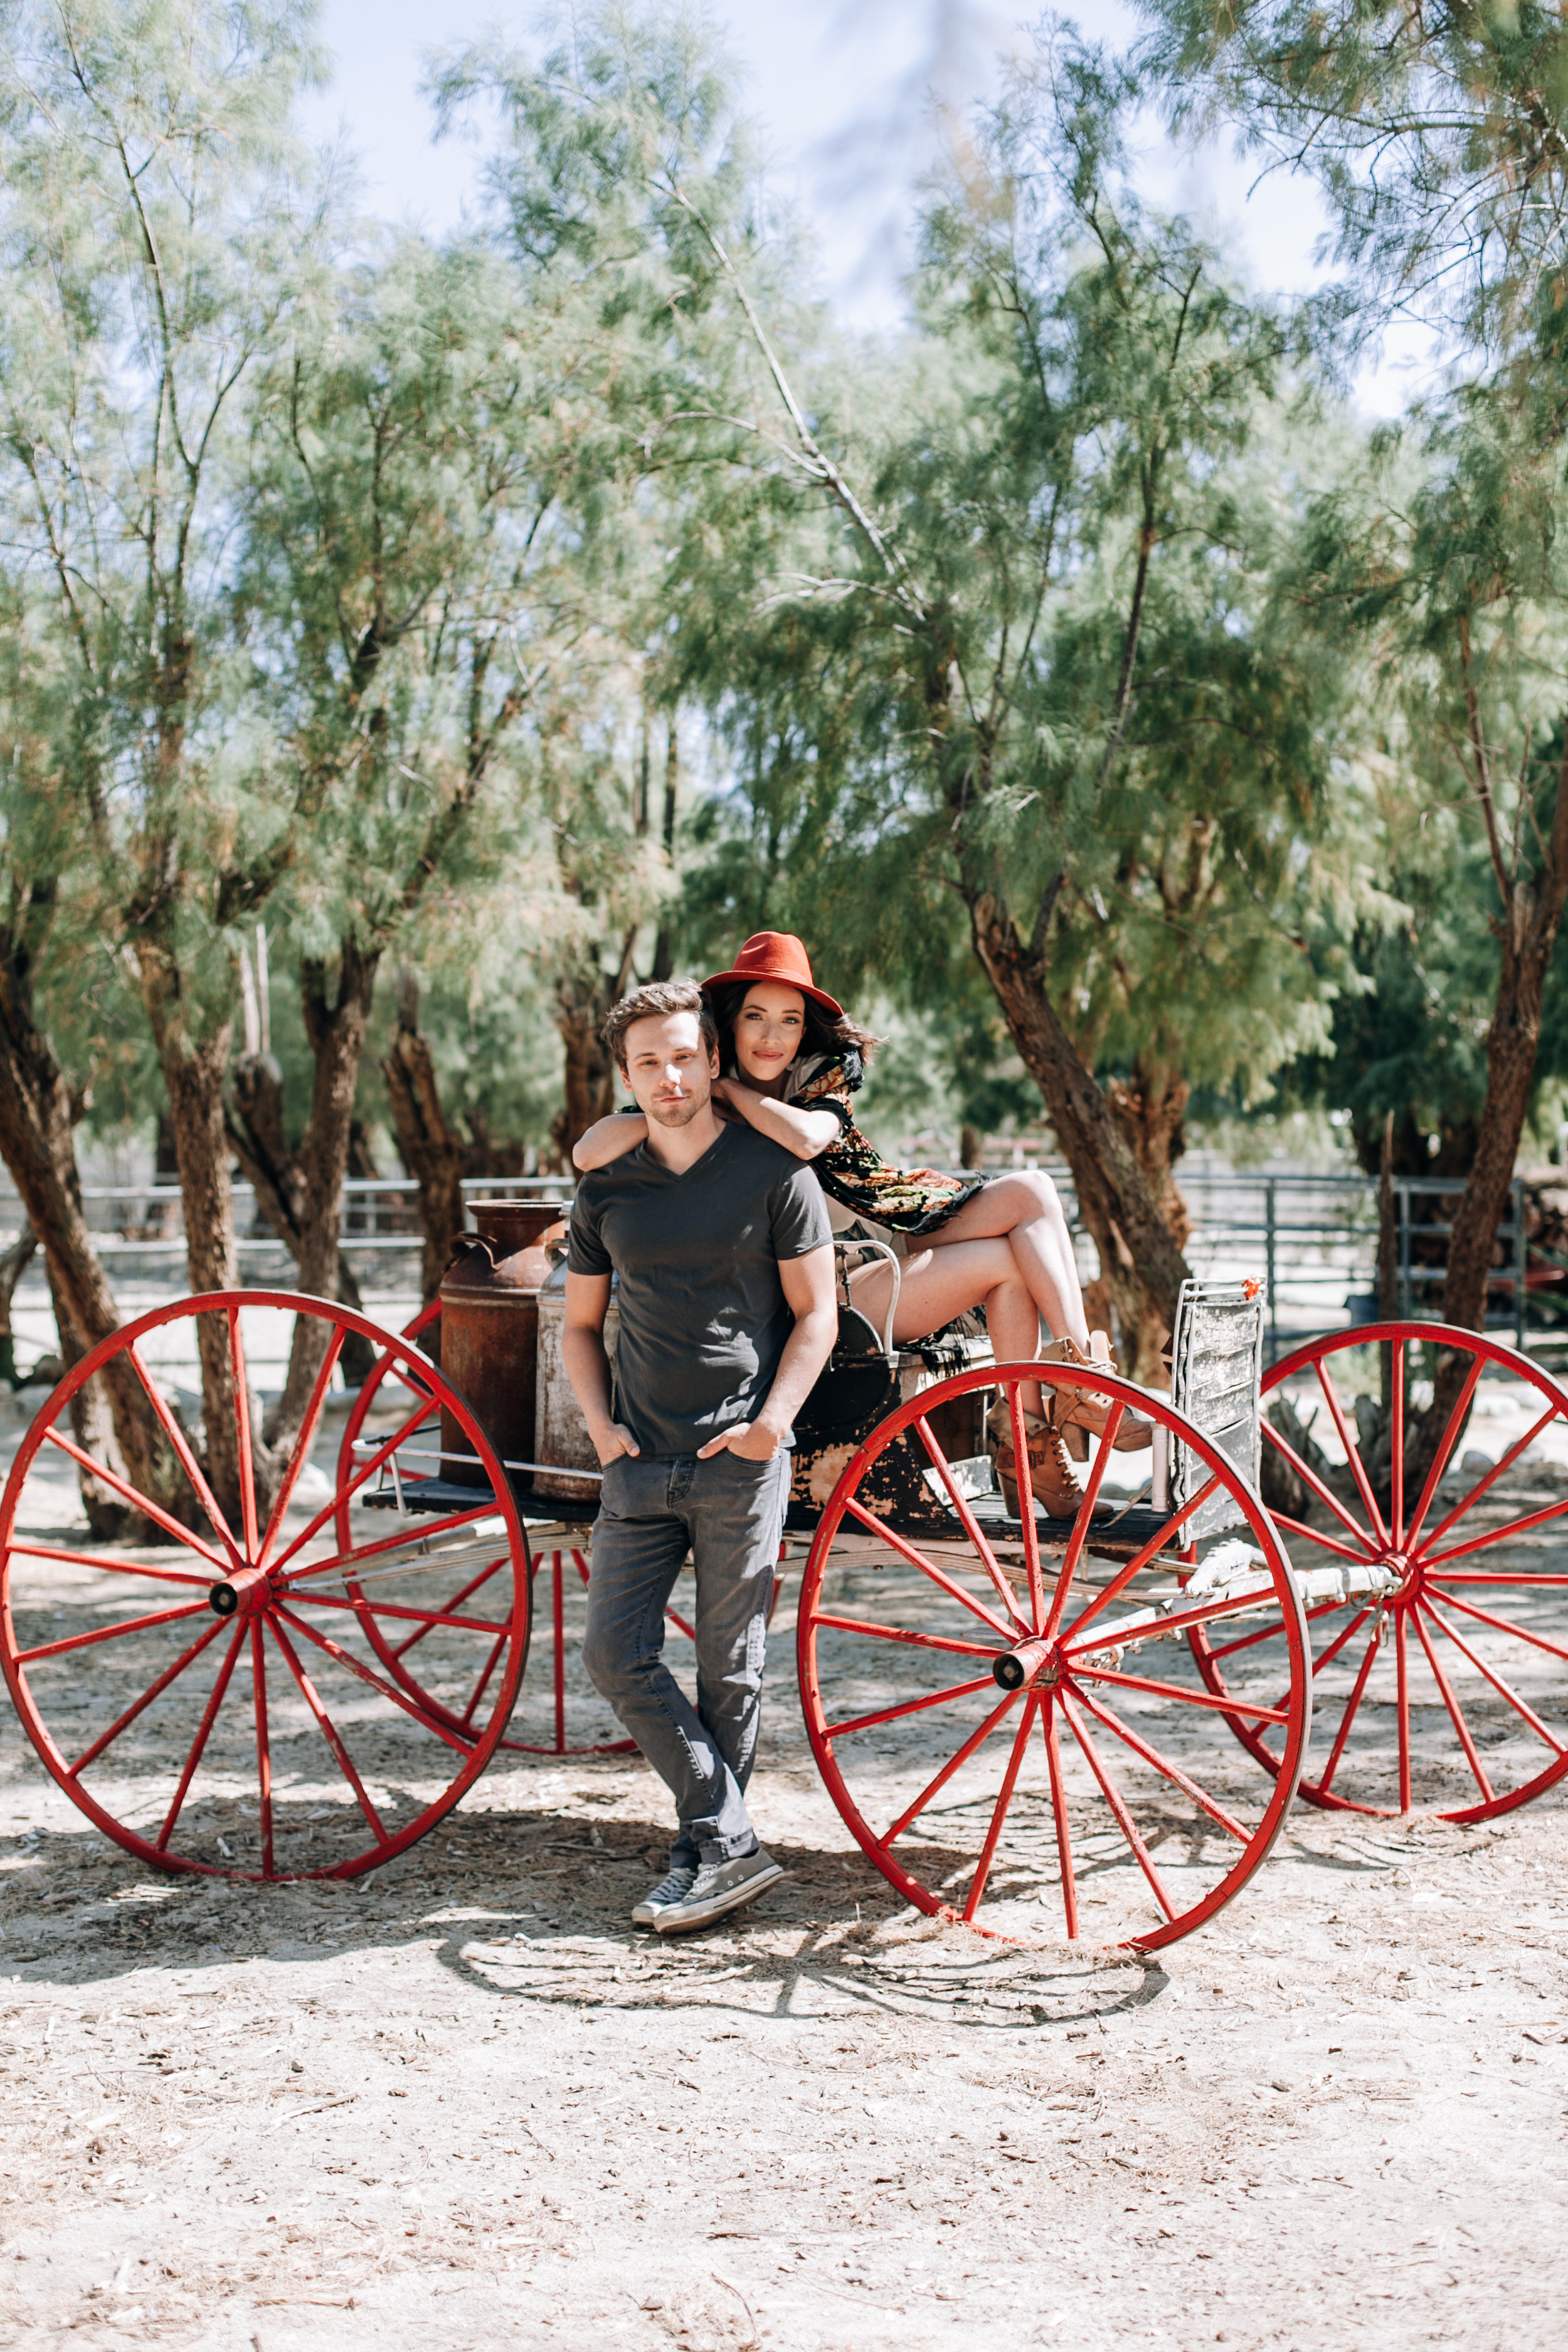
[564,979,837,1934]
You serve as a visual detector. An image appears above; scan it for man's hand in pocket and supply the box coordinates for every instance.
[591,1424,640,1467]
[696,1419,781,1463]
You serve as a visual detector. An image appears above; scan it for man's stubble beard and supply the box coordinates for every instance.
[646,1088,709,1131]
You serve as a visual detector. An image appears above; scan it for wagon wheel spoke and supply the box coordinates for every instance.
[1389,1338,1406,1546]
[273,1606,479,1754]
[15,1601,211,1666]
[1068,1682,1249,1843]
[1419,1401,1564,1552]
[67,1618,230,1777]
[1402,1355,1485,1555]
[1004,1384,1047,1623]
[1428,1586,1568,1667]
[156,1624,248,1853]
[1056,1692,1177,1922]
[1260,1421,1380,1558]
[1395,1610,1412,1812]
[1313,1359,1389,1549]
[126,1340,245,1571]
[380,1554,511,1657]
[882,1690,1020,1843]
[840,1495,1015,1638]
[250,1621,275,1875]
[1075,1663,1291,1726]
[911,1411,1019,1624]
[457,1632,510,1732]
[267,1618,387,1841]
[1422,1491,1568,1569]
[1422,1604,1567,1757]
[7,1540,209,1588]
[256,1327,346,1566]
[1039,1696,1078,1940]
[229,1307,262,1558]
[810,1612,1001,1661]
[1060,1475,1222,1645]
[1045,1397,1125,1641]
[39,1426,227,1571]
[302,1589,513,1638]
[272,1389,448,1574]
[1409,1604,1494,1804]
[1264,1512,1378,1567]
[820,1673,1000,1745]
[1206,1594,1356,1666]
[1311,1619,1384,1801]
[960,1695,1038,1923]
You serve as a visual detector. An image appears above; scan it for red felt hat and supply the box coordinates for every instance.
[701,932,844,1020]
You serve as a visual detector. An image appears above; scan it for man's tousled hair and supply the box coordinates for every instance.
[603,980,719,1073]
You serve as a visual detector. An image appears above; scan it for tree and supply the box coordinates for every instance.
[1142,0,1568,1337]
[647,33,1362,1372]
[0,0,332,1515]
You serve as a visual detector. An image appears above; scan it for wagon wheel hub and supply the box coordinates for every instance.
[992,1634,1061,1692]
[208,1561,279,1618]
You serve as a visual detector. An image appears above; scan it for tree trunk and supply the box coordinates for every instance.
[382,976,466,1308]
[1441,927,1558,1333]
[139,950,250,1528]
[967,891,1192,1382]
[0,1226,38,1390]
[1104,1057,1192,1380]
[549,965,622,1167]
[268,941,382,1439]
[0,913,183,1533]
[226,1051,376,1372]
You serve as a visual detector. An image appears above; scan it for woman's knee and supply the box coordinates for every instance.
[993,1168,1062,1224]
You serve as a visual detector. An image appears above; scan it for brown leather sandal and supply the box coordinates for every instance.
[987,1400,1107,1522]
[1044,1332,1155,1453]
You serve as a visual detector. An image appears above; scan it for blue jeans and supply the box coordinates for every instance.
[582,1449,790,1867]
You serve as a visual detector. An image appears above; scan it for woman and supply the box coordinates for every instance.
[573,933,1149,1515]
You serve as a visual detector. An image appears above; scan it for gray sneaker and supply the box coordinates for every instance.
[632,1863,697,1927]
[654,1846,784,1936]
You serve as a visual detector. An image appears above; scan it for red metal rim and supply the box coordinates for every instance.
[1190,1322,1568,1821]
[0,1291,532,1880]
[797,1360,1310,1954]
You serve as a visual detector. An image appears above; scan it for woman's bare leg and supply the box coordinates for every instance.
[925,1171,1091,1352]
[847,1239,1044,1416]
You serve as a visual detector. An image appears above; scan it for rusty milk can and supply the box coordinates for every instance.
[534,1259,619,1503]
[438,1199,564,1490]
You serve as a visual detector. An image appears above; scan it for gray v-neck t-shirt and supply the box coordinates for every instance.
[567,1123,831,1459]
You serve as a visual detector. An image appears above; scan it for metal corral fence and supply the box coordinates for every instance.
[0,1161,1558,1382]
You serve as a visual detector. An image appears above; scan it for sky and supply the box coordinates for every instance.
[300,0,1433,416]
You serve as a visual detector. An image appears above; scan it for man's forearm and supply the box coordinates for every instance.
[561,1324,616,1436]
[756,1306,838,1435]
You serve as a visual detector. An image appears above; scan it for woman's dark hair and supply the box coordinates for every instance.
[706,979,880,1077]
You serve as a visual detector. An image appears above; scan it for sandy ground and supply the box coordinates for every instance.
[4,1611,1568,2352]
[4,1337,1568,2352]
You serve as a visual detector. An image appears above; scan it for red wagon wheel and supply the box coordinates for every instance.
[798,1360,1310,1953]
[1189,1323,1568,1820]
[0,1292,531,1880]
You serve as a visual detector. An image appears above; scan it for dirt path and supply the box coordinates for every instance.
[4,1628,1567,2351]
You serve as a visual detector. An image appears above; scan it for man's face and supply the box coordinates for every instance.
[620,1012,718,1128]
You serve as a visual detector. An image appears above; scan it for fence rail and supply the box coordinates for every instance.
[0,1164,1558,1364]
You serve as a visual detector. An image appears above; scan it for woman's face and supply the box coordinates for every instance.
[733,982,807,1089]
